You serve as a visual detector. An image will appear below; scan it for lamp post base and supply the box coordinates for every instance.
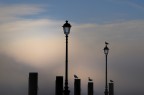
[63,89,70,95]
[104,89,108,95]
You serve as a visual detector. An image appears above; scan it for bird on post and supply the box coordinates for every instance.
[110,80,113,82]
[105,41,109,45]
[74,75,78,79]
[88,77,93,81]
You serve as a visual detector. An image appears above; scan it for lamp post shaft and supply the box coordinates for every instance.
[64,35,70,95]
[105,54,108,95]
[65,35,68,87]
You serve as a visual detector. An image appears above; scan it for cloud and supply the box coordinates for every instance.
[0,4,64,68]
[0,4,45,22]
[110,0,144,11]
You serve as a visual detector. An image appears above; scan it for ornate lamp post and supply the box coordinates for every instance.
[62,20,71,95]
[104,42,109,95]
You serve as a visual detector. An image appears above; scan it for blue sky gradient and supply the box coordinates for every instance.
[1,0,144,23]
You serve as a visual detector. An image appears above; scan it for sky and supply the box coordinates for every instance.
[0,0,144,95]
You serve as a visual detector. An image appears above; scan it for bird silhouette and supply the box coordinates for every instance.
[110,80,113,82]
[88,77,93,81]
[105,41,109,45]
[74,75,78,79]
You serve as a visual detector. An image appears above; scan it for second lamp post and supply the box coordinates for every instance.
[104,42,109,95]
[62,20,71,95]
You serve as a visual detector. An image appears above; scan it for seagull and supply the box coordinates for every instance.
[88,77,93,81]
[105,41,109,45]
[74,75,78,79]
[110,80,113,82]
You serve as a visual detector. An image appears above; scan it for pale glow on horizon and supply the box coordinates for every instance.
[2,37,65,67]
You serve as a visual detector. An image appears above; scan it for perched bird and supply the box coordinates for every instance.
[88,77,93,81]
[105,41,109,45]
[110,80,113,82]
[74,75,78,79]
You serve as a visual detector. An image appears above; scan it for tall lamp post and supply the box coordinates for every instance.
[104,42,109,95]
[62,20,71,95]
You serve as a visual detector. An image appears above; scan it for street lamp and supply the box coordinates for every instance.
[104,42,109,95]
[62,20,71,95]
